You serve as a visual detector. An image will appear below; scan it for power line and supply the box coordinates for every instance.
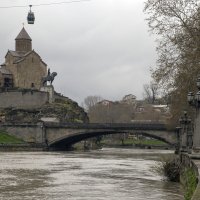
[0,0,92,9]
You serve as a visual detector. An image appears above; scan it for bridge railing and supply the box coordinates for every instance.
[0,121,170,131]
[43,122,168,130]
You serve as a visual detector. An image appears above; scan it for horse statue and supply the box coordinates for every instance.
[42,68,57,86]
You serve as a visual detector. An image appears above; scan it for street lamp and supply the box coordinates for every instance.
[197,77,200,89]
[187,92,194,104]
[187,77,200,108]
[186,77,200,151]
[175,126,182,154]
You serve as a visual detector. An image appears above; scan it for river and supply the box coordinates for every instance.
[0,148,183,200]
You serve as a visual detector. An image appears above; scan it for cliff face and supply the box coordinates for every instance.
[1,97,88,123]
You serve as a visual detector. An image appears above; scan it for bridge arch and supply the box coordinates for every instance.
[48,130,174,150]
[0,122,176,150]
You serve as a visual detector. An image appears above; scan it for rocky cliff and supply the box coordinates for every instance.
[0,97,88,123]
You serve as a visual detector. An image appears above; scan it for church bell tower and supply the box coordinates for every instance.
[15,27,32,52]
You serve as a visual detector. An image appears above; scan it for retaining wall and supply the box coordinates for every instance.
[0,90,49,109]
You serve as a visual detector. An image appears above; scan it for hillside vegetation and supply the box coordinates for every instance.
[0,97,88,123]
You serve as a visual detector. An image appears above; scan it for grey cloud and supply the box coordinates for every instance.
[0,0,156,104]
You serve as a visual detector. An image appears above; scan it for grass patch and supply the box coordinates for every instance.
[130,139,168,146]
[184,168,198,200]
[154,157,198,200]
[0,130,24,144]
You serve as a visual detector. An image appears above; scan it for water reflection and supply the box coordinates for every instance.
[0,148,183,200]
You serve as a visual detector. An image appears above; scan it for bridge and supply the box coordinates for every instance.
[0,122,177,150]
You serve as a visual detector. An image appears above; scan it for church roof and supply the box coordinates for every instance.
[12,50,47,66]
[15,27,32,41]
[13,50,33,64]
[8,50,26,57]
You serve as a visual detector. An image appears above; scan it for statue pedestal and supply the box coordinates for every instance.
[40,85,55,103]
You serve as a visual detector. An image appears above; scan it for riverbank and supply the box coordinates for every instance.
[0,130,24,144]
[0,130,29,150]
[179,154,199,200]
[101,137,170,147]
[0,143,44,151]
[0,142,171,152]
[0,130,46,151]
[73,137,171,150]
[72,142,171,151]
[166,153,200,200]
[189,156,200,200]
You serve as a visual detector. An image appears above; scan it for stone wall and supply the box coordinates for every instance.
[1,123,44,144]
[40,86,55,103]
[0,90,49,109]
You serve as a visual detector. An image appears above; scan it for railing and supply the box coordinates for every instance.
[43,122,167,130]
[0,122,168,131]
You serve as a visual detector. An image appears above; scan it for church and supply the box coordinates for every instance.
[0,27,47,90]
[0,28,88,124]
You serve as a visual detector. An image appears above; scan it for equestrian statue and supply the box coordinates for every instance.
[42,68,57,86]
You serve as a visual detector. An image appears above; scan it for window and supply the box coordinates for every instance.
[4,78,12,88]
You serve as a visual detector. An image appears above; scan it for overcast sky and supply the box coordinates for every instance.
[0,0,157,104]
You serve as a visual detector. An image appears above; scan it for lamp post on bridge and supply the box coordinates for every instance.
[178,111,193,153]
[175,126,181,154]
[187,77,200,151]
[178,112,193,152]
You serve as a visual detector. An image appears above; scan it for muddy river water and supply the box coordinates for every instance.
[0,148,184,200]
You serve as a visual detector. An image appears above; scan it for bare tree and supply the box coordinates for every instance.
[88,102,135,123]
[143,81,159,104]
[134,104,163,122]
[144,0,200,122]
[83,95,103,111]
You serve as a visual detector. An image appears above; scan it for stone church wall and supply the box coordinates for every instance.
[0,90,49,109]
[16,53,47,89]
[5,52,47,90]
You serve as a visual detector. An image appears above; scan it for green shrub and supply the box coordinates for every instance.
[154,156,181,182]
